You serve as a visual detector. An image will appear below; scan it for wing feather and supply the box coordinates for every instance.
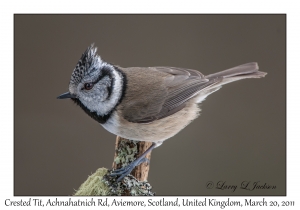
[122,66,217,123]
[120,63,265,123]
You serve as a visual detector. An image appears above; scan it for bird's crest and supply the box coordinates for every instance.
[70,44,102,85]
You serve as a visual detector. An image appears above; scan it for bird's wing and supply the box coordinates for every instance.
[121,66,220,123]
[121,63,266,123]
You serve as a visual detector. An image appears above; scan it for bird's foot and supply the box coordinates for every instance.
[110,157,149,182]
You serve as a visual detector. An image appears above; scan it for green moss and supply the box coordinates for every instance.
[74,168,112,196]
[74,138,154,196]
[73,167,155,196]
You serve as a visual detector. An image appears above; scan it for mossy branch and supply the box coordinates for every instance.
[73,136,154,196]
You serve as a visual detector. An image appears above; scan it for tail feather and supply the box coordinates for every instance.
[205,62,267,86]
[195,62,267,103]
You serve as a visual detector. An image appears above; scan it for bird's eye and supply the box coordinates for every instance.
[84,83,94,90]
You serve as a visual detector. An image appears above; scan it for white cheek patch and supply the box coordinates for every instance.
[78,64,124,116]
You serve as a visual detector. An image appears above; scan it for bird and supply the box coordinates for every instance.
[57,44,267,181]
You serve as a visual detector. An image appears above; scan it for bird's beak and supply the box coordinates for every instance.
[57,92,76,99]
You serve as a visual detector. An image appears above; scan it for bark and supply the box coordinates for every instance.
[112,136,153,181]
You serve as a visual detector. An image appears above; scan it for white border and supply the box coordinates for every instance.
[1,0,298,209]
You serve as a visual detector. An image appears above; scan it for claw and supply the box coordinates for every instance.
[110,157,146,178]
[111,167,127,173]
[110,165,133,176]
[109,142,157,182]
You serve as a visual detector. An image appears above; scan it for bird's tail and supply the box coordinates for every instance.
[195,62,267,103]
[205,62,267,86]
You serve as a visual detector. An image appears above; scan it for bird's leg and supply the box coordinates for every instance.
[110,142,157,182]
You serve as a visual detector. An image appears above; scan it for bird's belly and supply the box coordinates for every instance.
[102,99,200,142]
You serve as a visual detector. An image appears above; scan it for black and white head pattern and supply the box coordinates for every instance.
[69,44,125,123]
